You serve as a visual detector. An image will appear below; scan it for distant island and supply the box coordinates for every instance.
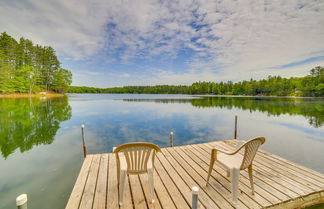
[0,32,72,95]
[69,66,324,97]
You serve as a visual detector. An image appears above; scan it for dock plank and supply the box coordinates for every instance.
[129,174,147,209]
[157,151,206,209]
[106,154,119,209]
[167,147,237,209]
[93,154,108,209]
[120,170,134,209]
[138,172,163,209]
[79,154,101,209]
[66,155,93,209]
[154,153,191,209]
[153,164,177,209]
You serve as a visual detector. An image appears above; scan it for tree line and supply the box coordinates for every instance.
[0,32,72,94]
[69,66,324,96]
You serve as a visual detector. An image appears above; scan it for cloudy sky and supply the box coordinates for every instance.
[1,0,324,87]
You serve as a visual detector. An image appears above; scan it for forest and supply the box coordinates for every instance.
[69,66,324,97]
[0,32,72,94]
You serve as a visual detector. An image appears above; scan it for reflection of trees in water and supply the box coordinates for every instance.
[123,97,324,128]
[0,97,72,158]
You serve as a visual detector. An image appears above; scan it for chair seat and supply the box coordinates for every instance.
[217,152,243,169]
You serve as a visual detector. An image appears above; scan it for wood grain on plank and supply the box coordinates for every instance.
[107,154,119,209]
[153,166,177,209]
[129,174,147,209]
[93,154,109,209]
[66,155,93,209]
[161,148,220,209]
[138,172,163,209]
[79,154,101,209]
[167,147,236,209]
[154,153,191,209]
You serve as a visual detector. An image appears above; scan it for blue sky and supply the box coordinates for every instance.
[1,0,324,87]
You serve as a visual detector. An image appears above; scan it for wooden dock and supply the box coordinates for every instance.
[65,140,324,209]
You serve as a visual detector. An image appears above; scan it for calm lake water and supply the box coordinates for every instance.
[0,94,323,209]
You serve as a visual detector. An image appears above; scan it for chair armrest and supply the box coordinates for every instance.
[235,140,245,149]
[213,143,244,155]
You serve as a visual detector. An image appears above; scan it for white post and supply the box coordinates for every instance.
[192,186,199,209]
[16,194,27,209]
[169,131,174,147]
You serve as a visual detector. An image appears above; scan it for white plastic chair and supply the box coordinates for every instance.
[206,137,265,203]
[113,142,161,205]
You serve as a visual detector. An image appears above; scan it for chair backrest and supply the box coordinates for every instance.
[114,142,161,174]
[240,137,265,170]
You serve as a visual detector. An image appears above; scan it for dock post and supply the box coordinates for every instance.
[169,131,174,147]
[81,124,87,158]
[16,194,27,209]
[192,186,199,209]
[234,115,237,139]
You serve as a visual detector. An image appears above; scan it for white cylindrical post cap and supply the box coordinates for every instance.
[192,186,199,195]
[16,194,27,206]
[170,131,174,135]
[81,124,85,128]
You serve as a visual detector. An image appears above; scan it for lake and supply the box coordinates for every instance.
[0,94,323,209]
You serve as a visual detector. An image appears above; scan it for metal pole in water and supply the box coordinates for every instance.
[169,131,174,147]
[234,115,238,139]
[192,186,199,209]
[16,194,27,209]
[81,124,87,158]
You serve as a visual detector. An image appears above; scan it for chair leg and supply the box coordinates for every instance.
[119,170,126,206]
[231,168,240,203]
[248,165,255,195]
[206,149,216,186]
[148,169,155,203]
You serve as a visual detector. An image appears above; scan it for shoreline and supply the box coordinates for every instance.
[66,93,324,99]
[197,94,324,99]
[0,93,65,98]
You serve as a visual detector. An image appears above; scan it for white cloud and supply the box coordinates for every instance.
[120,73,130,78]
[1,0,324,85]
[0,0,110,59]
[101,0,324,84]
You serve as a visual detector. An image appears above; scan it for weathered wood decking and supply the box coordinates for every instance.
[65,140,324,209]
